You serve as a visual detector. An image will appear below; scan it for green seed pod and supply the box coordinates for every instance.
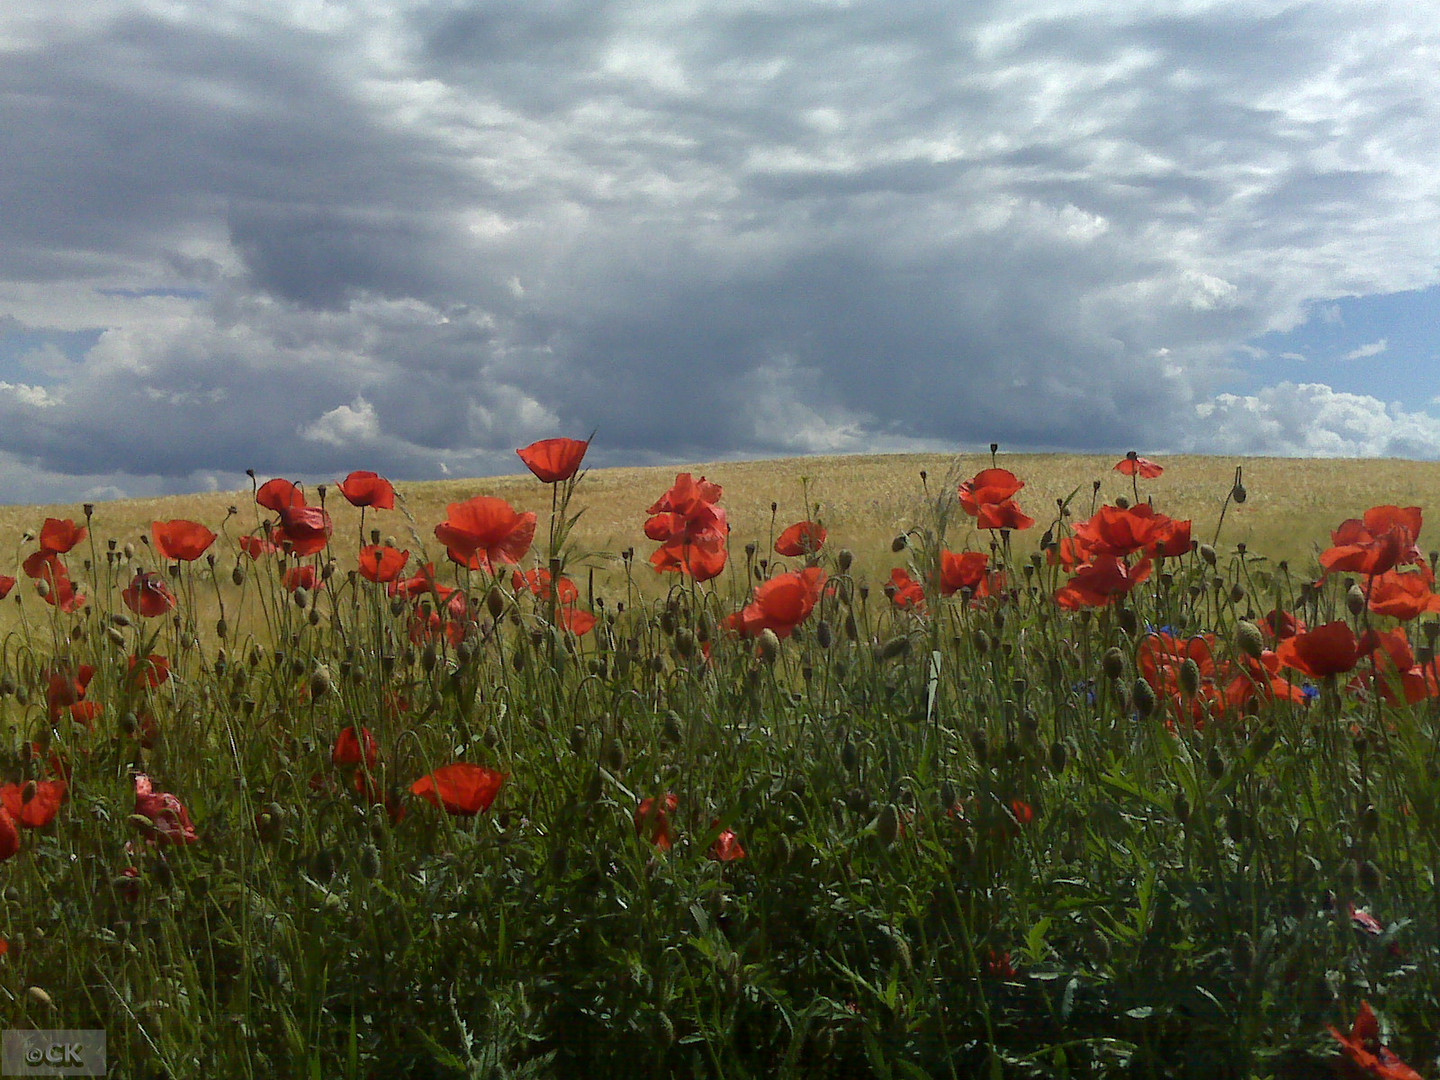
[1206,746,1225,781]
[874,803,900,846]
[1049,739,1069,774]
[880,635,911,661]
[815,620,833,649]
[605,737,626,772]
[359,844,382,880]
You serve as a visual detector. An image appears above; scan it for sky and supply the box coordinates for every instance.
[3,0,1439,504]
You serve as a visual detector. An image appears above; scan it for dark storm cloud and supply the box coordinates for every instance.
[2,0,1440,502]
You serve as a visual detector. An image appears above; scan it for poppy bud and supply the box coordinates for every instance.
[292,587,309,610]
[1173,791,1189,824]
[1049,739,1069,774]
[1231,482,1247,504]
[485,586,505,621]
[841,739,859,772]
[605,737,625,772]
[1132,677,1156,719]
[844,614,859,642]
[1198,543,1216,566]
[1206,746,1225,781]
[26,987,54,1009]
[891,534,908,553]
[1101,647,1126,680]
[35,579,50,599]
[757,628,781,664]
[1116,607,1139,638]
[674,628,696,657]
[105,625,126,647]
[359,843,382,880]
[970,729,989,765]
[1115,496,1130,510]
[1346,584,1366,616]
[1231,933,1254,973]
[308,607,321,627]
[813,619,833,649]
[1357,859,1382,892]
[879,635,911,661]
[1235,620,1264,659]
[874,803,900,846]
[1359,803,1379,835]
[123,542,135,560]
[662,712,683,744]
[512,648,526,672]
[837,548,854,572]
[1178,658,1201,698]
[1225,804,1244,843]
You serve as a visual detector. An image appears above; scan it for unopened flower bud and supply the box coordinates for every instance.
[1132,677,1156,719]
[1236,620,1264,659]
[874,803,900,846]
[1101,647,1126,680]
[1346,584,1366,616]
[1198,544,1216,566]
[1178,658,1201,698]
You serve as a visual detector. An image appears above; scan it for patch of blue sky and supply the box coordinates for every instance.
[1234,284,1440,410]
[0,325,103,385]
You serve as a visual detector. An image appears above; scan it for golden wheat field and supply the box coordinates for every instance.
[3,453,1438,591]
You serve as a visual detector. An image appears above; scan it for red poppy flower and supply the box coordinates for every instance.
[39,517,87,555]
[648,473,723,519]
[410,763,506,816]
[388,562,446,599]
[127,653,171,689]
[283,564,317,592]
[1275,621,1361,679]
[0,780,68,829]
[151,519,217,562]
[513,567,580,605]
[645,475,729,581]
[775,520,827,557]
[239,533,278,559]
[276,505,333,556]
[889,567,927,612]
[517,437,590,483]
[1355,628,1437,706]
[1054,555,1153,609]
[338,470,396,510]
[133,774,199,845]
[650,536,729,582]
[983,949,1016,978]
[1367,566,1440,621]
[1073,504,1163,557]
[332,726,379,770]
[1321,506,1423,577]
[939,550,1001,597]
[635,793,679,852]
[1114,453,1163,478]
[0,576,14,600]
[47,665,96,722]
[976,498,1036,532]
[435,497,537,573]
[958,469,1025,515]
[709,827,747,862]
[256,478,306,512]
[0,807,17,862]
[560,606,598,636]
[123,571,176,618]
[733,567,828,638]
[1329,1001,1423,1080]
[1263,608,1305,640]
[358,544,409,584]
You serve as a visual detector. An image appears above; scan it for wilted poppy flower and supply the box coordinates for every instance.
[39,517,87,555]
[1321,506,1423,577]
[338,470,396,510]
[435,497,537,573]
[635,793,679,852]
[710,827,747,862]
[151,520,216,562]
[775,520,827,557]
[1114,453,1164,478]
[332,726,379,771]
[517,437,590,483]
[410,763,506,815]
[256,477,306,512]
[133,774,199,845]
[127,653,171,689]
[0,808,17,862]
[1276,621,1361,679]
[0,575,14,600]
[1329,1000,1423,1080]
[239,533,278,560]
[358,544,409,584]
[276,505,333,556]
[732,567,828,639]
[123,571,176,618]
[283,565,318,592]
[0,780,67,829]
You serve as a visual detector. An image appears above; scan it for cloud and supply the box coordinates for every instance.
[1342,338,1388,360]
[1193,382,1440,458]
[1,0,1440,501]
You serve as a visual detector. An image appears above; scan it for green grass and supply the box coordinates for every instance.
[0,452,1437,1078]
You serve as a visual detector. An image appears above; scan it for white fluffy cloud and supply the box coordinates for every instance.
[1,0,1439,500]
[1194,382,1440,458]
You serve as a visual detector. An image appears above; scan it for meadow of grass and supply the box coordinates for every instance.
[0,448,1437,1078]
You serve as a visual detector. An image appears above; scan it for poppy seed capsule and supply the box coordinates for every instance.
[1101,647,1126,680]
[1236,620,1264,659]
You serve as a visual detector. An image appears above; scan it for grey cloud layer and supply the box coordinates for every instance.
[2,0,1438,500]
